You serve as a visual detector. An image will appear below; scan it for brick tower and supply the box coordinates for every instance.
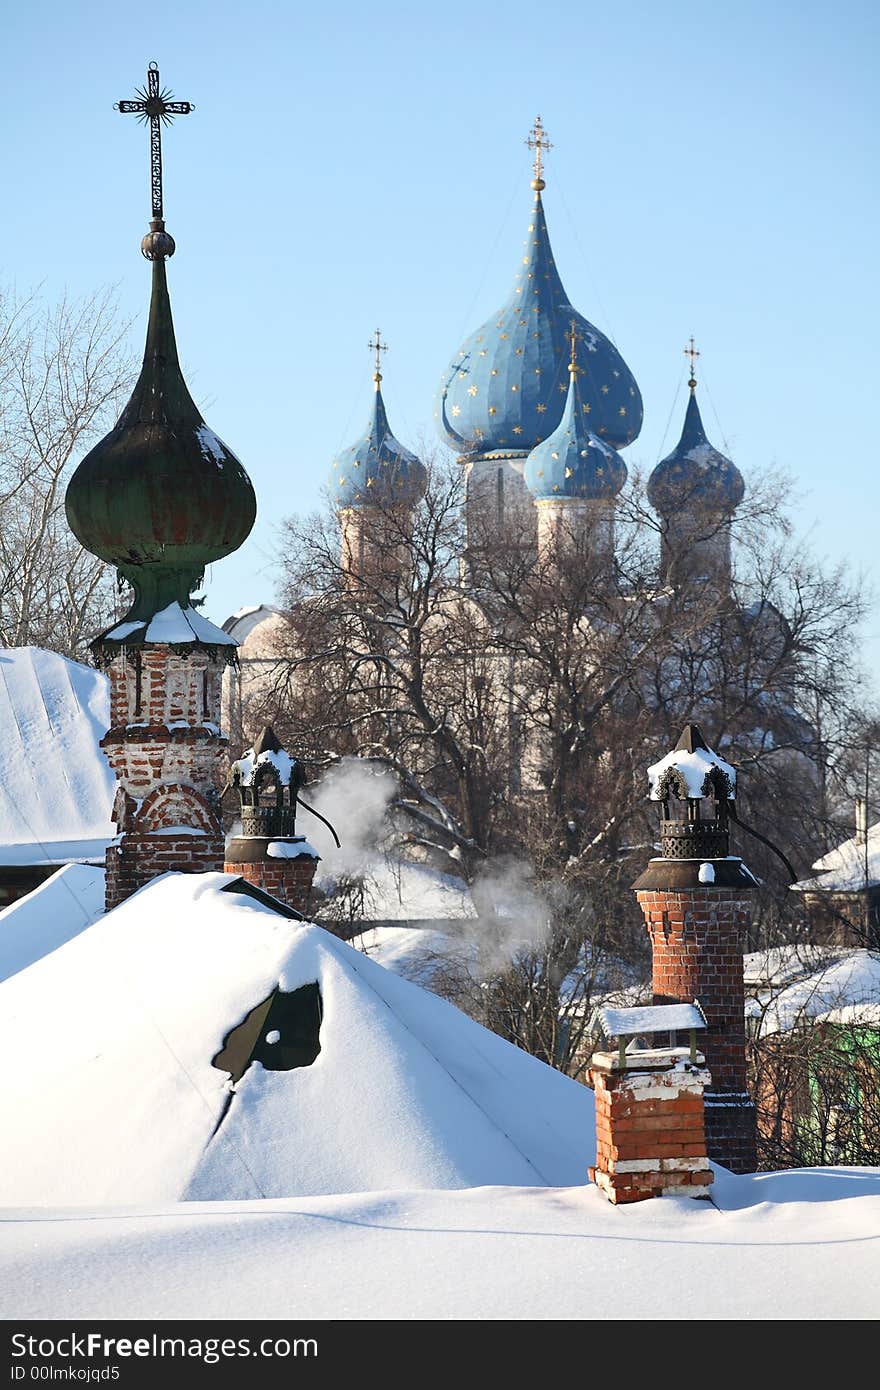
[632,725,757,1173]
[224,726,321,914]
[64,62,257,912]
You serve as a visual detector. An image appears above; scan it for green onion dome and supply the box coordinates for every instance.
[65,257,256,624]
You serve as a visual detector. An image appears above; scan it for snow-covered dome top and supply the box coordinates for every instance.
[524,342,627,501]
[648,723,737,802]
[648,385,745,518]
[434,131,642,460]
[330,367,426,511]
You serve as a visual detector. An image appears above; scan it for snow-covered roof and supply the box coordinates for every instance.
[648,743,737,801]
[792,821,880,893]
[232,745,297,788]
[593,1002,706,1038]
[0,647,115,866]
[103,601,236,648]
[743,944,845,989]
[221,604,282,644]
[0,871,593,1205]
[748,949,880,1036]
[0,864,105,984]
[317,859,478,922]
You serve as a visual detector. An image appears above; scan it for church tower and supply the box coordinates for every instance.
[523,323,627,575]
[329,332,426,599]
[65,63,257,912]
[435,119,642,580]
[647,343,745,593]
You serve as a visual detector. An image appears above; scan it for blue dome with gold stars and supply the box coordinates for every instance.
[330,377,426,510]
[648,387,744,517]
[434,162,642,459]
[524,356,627,501]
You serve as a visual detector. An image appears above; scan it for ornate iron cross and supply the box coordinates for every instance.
[115,62,193,222]
[526,116,552,187]
[368,328,388,386]
[684,335,700,388]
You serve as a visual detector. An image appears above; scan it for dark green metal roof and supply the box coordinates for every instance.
[65,257,257,623]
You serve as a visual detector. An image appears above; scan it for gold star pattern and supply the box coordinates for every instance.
[515,347,523,356]
[534,368,542,375]
[512,425,523,435]
[451,405,461,417]
[558,383,567,393]
[601,385,609,394]
[582,403,591,413]
[366,477,374,487]
[500,332,509,340]
[491,368,498,376]
[479,349,488,357]
[458,371,467,379]
[536,403,547,413]
[511,385,519,392]
[619,407,626,416]
[564,466,573,478]
[488,406,497,415]
[468,385,478,396]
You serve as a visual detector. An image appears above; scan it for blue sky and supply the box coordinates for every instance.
[4,0,879,686]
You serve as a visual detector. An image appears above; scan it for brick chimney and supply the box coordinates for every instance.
[224,726,320,914]
[588,1003,713,1203]
[632,724,757,1174]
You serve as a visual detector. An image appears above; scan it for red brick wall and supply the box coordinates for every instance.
[106,833,226,912]
[589,1065,713,1204]
[224,856,319,914]
[636,886,756,1173]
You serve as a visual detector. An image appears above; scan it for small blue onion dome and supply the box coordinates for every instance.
[647,386,745,517]
[524,353,627,501]
[330,374,426,510]
[434,186,642,458]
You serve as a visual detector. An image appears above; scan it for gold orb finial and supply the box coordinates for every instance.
[684,335,700,392]
[368,327,388,389]
[526,116,552,192]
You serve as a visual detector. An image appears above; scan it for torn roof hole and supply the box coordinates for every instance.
[212,983,322,1084]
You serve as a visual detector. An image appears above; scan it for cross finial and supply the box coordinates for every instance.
[526,116,553,191]
[568,319,580,378]
[684,336,700,392]
[368,328,388,388]
[115,62,194,259]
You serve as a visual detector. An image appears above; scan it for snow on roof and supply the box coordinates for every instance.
[0,864,105,984]
[318,859,477,922]
[593,1003,706,1038]
[743,944,845,989]
[232,746,297,787]
[3,1166,879,1320]
[648,743,737,801]
[103,602,236,647]
[749,949,880,1036]
[348,924,479,993]
[221,604,282,644]
[0,871,593,1205]
[793,821,880,893]
[0,647,115,865]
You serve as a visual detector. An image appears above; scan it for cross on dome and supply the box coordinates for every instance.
[526,116,553,190]
[115,62,194,258]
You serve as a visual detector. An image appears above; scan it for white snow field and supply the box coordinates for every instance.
[1,869,878,1321]
[1,1167,878,1320]
[0,862,105,983]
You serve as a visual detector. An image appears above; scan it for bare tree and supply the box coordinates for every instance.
[258,451,872,1075]
[0,285,134,656]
